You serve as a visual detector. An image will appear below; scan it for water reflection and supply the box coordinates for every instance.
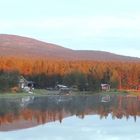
[0,94,140,131]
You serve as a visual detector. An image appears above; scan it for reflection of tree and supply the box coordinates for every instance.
[0,99,20,125]
[1,95,140,131]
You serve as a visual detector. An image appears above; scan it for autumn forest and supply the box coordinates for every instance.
[0,56,140,92]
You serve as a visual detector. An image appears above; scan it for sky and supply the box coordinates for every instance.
[0,0,140,57]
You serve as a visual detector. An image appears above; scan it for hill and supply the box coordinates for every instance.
[0,34,139,61]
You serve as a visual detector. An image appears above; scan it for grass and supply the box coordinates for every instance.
[0,89,49,98]
[0,89,68,98]
[0,89,139,98]
[0,92,31,98]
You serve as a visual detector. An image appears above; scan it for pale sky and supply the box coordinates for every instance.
[0,0,140,57]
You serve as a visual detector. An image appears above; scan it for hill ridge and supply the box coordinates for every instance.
[0,34,139,61]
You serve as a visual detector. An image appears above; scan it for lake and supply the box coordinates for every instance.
[0,94,140,140]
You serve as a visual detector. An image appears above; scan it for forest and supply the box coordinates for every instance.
[0,56,140,92]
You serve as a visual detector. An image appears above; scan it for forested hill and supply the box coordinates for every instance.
[0,34,140,91]
[0,34,139,61]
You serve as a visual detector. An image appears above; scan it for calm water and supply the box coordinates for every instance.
[0,94,140,140]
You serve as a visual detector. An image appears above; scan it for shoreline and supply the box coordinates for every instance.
[0,89,139,98]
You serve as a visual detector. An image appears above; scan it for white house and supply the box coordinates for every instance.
[19,76,34,93]
[101,84,110,91]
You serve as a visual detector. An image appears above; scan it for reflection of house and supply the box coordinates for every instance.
[20,96,35,107]
[19,76,34,93]
[101,84,110,91]
[101,95,111,102]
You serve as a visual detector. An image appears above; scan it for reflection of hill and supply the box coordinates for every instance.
[0,95,140,131]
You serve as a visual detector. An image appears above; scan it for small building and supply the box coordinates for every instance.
[101,84,110,91]
[55,84,71,95]
[19,76,35,93]
[59,87,71,95]
[55,84,68,90]
[19,76,27,89]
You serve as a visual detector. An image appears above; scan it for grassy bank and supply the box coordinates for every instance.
[0,89,139,98]
[0,89,51,98]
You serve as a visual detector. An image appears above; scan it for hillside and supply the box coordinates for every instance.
[0,34,139,61]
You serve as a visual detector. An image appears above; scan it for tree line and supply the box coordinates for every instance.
[0,56,140,92]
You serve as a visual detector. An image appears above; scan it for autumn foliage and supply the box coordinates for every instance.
[0,56,140,90]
